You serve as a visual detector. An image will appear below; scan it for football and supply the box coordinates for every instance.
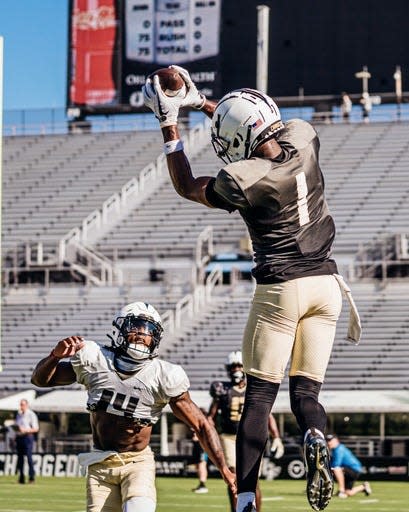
[148,67,186,97]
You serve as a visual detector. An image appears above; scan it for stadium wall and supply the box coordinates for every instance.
[0,453,407,480]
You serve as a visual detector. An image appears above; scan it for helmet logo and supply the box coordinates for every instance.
[252,118,263,129]
[211,88,283,163]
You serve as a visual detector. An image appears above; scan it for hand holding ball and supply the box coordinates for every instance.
[148,68,186,98]
[143,66,203,127]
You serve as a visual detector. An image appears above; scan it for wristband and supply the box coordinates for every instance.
[164,139,184,155]
[194,95,206,110]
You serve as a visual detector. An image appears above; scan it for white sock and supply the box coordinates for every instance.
[123,496,156,512]
[304,428,325,442]
[237,492,256,512]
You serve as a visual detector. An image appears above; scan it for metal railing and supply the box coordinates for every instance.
[57,118,212,264]
[3,256,408,290]
[3,103,409,136]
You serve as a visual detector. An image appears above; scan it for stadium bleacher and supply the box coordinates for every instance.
[2,130,163,251]
[1,120,409,395]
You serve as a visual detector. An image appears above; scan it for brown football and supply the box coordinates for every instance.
[148,67,185,97]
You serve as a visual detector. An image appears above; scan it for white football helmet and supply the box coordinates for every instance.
[110,302,163,358]
[225,350,243,368]
[225,350,245,384]
[211,88,284,163]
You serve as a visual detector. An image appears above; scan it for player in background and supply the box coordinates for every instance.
[143,67,361,512]
[31,302,236,512]
[326,434,372,499]
[190,423,209,493]
[208,351,284,512]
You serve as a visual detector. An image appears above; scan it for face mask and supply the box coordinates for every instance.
[231,370,245,384]
[126,343,151,360]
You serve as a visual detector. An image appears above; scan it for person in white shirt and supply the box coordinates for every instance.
[15,399,39,484]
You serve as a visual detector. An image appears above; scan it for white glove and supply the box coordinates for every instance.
[170,65,206,109]
[142,75,184,128]
[270,437,284,459]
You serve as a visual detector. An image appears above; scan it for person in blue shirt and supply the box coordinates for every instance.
[326,434,372,498]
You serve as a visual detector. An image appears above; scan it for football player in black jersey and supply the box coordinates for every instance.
[208,351,284,512]
[143,67,361,512]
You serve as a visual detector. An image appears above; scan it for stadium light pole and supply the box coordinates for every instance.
[256,5,270,94]
[355,65,371,95]
[393,65,402,121]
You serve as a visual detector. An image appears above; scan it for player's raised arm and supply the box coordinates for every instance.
[142,68,215,207]
[31,336,84,387]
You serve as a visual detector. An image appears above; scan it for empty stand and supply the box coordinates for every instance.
[2,281,409,393]
[3,122,409,265]
[0,285,184,392]
[160,282,409,392]
[2,130,163,254]
[2,121,409,394]
[95,122,409,261]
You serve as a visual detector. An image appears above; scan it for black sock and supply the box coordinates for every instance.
[236,375,279,493]
[289,375,326,435]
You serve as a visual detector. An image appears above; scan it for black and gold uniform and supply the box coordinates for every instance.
[206,118,345,510]
[209,380,246,435]
[205,119,342,385]
[206,119,338,284]
[143,77,362,512]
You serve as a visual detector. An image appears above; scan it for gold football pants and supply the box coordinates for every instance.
[243,275,342,383]
[86,447,156,512]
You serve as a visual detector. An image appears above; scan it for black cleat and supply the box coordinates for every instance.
[303,429,333,511]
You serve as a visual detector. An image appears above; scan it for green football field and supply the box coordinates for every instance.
[1,476,408,512]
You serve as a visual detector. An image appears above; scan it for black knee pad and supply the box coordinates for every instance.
[239,375,280,445]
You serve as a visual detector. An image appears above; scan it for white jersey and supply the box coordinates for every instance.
[15,409,39,432]
[70,340,190,425]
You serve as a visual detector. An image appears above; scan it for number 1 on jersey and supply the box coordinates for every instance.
[296,172,310,226]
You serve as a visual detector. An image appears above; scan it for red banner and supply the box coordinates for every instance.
[70,0,118,106]
[67,0,222,115]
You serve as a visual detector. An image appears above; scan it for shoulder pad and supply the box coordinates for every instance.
[279,119,317,150]
[158,360,190,398]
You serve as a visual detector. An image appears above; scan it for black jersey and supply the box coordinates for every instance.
[205,119,338,283]
[209,380,246,435]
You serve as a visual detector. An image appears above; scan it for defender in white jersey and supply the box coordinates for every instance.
[32,302,236,512]
[143,68,361,512]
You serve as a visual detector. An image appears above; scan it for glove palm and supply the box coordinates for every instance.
[170,65,206,109]
[142,74,184,128]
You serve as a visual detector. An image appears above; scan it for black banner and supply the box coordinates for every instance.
[1,453,407,480]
